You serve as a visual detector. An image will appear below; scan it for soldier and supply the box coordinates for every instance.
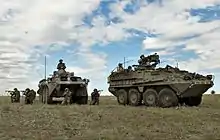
[117,63,124,72]
[127,66,132,72]
[90,88,100,105]
[12,88,20,103]
[57,59,67,78]
[57,59,66,70]
[14,88,20,102]
[138,54,150,66]
[30,89,36,103]
[148,53,160,67]
[23,88,33,104]
[61,88,72,105]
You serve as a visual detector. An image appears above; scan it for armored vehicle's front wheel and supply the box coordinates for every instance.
[128,88,141,106]
[143,89,158,106]
[117,89,128,105]
[185,96,202,106]
[158,88,178,108]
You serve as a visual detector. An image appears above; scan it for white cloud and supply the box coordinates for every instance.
[0,0,102,94]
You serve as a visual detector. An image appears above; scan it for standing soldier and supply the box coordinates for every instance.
[14,88,20,103]
[7,88,20,103]
[61,88,72,105]
[23,88,33,104]
[30,89,36,104]
[90,89,101,105]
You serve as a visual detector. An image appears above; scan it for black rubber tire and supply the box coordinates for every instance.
[185,96,202,106]
[117,89,128,105]
[143,89,158,106]
[128,88,141,106]
[158,88,178,108]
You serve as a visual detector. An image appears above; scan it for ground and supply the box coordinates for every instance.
[0,95,220,140]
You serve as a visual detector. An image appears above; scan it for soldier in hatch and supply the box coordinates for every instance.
[117,63,124,72]
[57,59,66,76]
[61,88,72,105]
[138,54,150,66]
[127,66,132,72]
[148,53,160,67]
[90,88,100,105]
[57,59,66,70]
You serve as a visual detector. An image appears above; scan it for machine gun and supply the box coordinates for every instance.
[5,90,13,93]
[5,90,14,96]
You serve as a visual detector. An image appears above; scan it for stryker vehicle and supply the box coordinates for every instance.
[107,53,214,108]
[37,61,90,105]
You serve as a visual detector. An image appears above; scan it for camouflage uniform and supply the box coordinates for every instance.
[61,88,72,105]
[150,53,160,67]
[117,63,124,72]
[30,89,36,103]
[138,53,160,67]
[57,59,66,75]
[90,89,100,105]
[127,66,132,72]
[24,88,34,104]
[138,54,149,66]
[10,88,20,103]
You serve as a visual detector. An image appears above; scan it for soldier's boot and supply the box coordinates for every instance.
[90,100,95,105]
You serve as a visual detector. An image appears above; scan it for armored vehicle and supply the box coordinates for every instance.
[37,60,90,105]
[107,53,214,108]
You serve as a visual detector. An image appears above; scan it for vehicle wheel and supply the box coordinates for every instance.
[128,88,141,106]
[143,89,158,106]
[158,88,178,108]
[116,89,128,105]
[185,96,202,106]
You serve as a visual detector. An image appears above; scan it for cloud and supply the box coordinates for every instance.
[0,0,102,94]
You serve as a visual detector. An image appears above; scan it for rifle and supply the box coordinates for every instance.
[5,90,13,92]
[5,90,14,96]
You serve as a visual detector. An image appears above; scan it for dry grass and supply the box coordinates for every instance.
[0,95,220,140]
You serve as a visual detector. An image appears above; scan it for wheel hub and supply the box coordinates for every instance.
[119,94,125,102]
[147,94,155,104]
[130,93,137,103]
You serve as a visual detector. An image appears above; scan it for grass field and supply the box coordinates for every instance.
[0,95,220,140]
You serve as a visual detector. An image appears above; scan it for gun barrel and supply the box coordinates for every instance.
[5,90,13,92]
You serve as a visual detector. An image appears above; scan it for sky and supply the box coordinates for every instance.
[0,0,220,96]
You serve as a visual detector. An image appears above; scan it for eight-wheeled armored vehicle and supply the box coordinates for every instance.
[107,53,214,108]
[37,63,89,105]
